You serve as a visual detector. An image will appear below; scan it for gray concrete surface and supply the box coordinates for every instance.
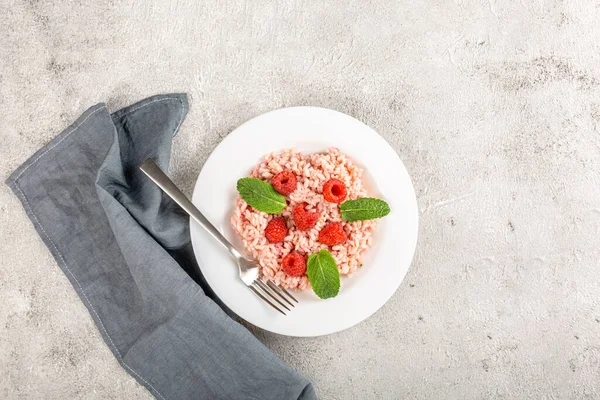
[2,0,600,399]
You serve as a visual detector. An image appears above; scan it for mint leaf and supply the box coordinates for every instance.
[237,178,287,214]
[340,198,391,222]
[307,250,340,299]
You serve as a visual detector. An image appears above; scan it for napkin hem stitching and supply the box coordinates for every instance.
[13,105,107,182]
[114,96,187,138]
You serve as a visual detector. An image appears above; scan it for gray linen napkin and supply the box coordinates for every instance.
[6,94,316,400]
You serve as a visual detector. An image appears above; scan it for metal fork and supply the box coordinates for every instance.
[139,159,297,315]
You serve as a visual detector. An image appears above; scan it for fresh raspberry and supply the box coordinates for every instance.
[318,222,347,246]
[272,171,297,195]
[292,202,319,230]
[264,217,288,243]
[282,252,306,276]
[322,179,347,203]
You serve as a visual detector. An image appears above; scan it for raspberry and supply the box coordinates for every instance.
[264,217,288,243]
[272,171,297,195]
[292,202,319,230]
[282,252,306,276]
[322,179,347,203]
[318,222,347,246]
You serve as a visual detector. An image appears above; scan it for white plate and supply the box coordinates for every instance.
[190,107,418,337]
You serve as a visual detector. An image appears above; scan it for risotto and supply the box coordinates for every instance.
[231,148,376,290]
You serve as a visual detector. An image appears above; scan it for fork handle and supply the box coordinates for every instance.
[140,159,240,258]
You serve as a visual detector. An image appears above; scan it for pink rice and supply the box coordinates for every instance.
[230,148,376,291]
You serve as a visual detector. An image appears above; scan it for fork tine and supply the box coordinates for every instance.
[249,285,286,315]
[256,279,294,309]
[254,280,291,311]
[266,280,298,303]
[264,280,297,306]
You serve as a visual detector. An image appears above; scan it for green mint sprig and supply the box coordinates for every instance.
[236,178,287,214]
[340,198,391,222]
[307,250,340,299]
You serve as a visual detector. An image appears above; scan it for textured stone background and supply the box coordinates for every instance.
[2,0,600,399]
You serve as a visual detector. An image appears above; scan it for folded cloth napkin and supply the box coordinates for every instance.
[6,94,316,400]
